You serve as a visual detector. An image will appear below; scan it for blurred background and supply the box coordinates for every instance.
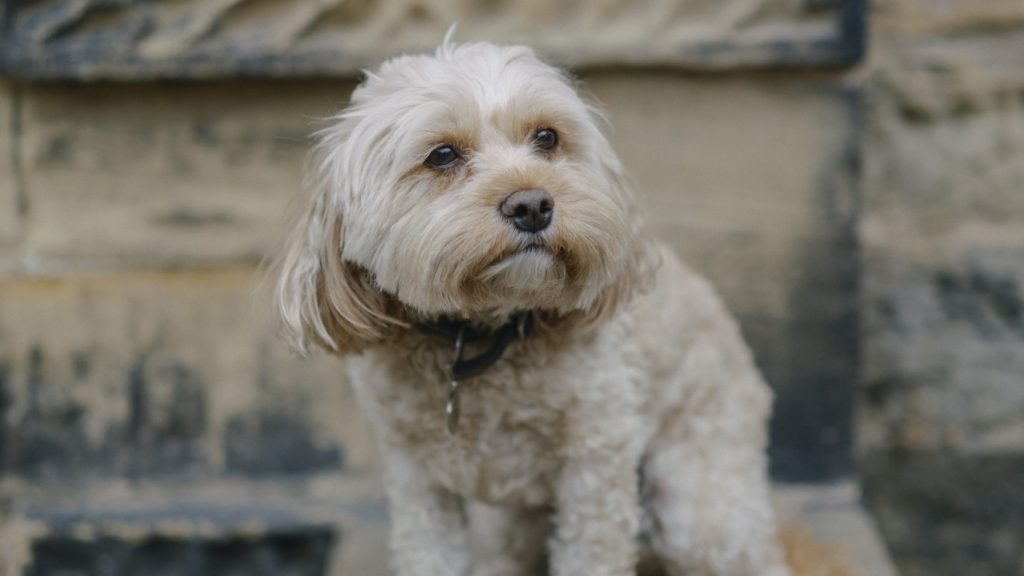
[0,1,1021,575]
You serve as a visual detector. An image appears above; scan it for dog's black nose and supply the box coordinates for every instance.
[500,189,554,233]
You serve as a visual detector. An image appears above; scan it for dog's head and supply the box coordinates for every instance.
[274,41,656,354]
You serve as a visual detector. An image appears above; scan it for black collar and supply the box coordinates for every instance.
[418,311,534,380]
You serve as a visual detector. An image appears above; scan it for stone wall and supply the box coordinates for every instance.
[859,1,1024,574]
[0,70,862,573]
[3,0,1023,575]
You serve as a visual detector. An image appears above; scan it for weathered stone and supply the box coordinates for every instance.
[874,0,1024,37]
[0,268,374,482]
[0,81,19,272]
[0,0,863,79]
[2,474,389,576]
[860,78,1024,455]
[863,453,1024,576]
[19,81,353,271]
[874,32,1024,124]
[27,530,336,576]
[861,10,1024,575]
[871,0,1024,121]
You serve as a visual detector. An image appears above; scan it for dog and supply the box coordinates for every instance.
[273,39,797,576]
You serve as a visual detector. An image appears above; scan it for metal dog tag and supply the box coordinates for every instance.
[445,327,466,434]
[446,379,461,434]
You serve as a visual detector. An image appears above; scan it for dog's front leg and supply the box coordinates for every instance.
[468,503,550,576]
[548,409,644,576]
[384,449,471,576]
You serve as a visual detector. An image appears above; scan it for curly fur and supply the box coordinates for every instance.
[273,39,798,576]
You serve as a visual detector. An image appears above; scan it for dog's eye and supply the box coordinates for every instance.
[533,128,558,152]
[426,145,461,169]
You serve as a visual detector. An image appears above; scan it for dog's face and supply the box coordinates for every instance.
[275,42,653,353]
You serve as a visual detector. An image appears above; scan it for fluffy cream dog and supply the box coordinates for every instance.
[274,39,792,576]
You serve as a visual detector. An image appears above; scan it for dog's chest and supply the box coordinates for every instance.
[360,343,573,507]
[420,394,563,507]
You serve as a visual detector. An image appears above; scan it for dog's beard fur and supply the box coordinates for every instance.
[273,41,655,353]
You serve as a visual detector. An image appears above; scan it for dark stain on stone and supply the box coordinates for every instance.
[156,208,233,227]
[862,377,896,408]
[119,353,209,477]
[896,101,935,125]
[224,410,343,477]
[238,130,260,145]
[27,344,45,411]
[768,94,859,483]
[935,269,1023,336]
[191,120,219,146]
[406,4,430,22]
[160,364,207,441]
[975,275,1023,326]
[872,296,905,333]
[1,345,218,479]
[863,452,1024,576]
[222,345,342,477]
[27,528,336,576]
[0,361,12,470]
[127,353,147,440]
[7,345,94,479]
[71,351,91,380]
[948,98,982,119]
[43,135,72,164]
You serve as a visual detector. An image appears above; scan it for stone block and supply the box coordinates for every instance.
[19,81,355,271]
[0,267,376,483]
[2,475,389,576]
[592,76,856,320]
[874,0,1024,37]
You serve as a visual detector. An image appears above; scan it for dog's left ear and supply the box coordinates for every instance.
[271,131,407,355]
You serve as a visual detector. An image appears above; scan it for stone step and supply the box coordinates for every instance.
[1,475,895,576]
[773,482,898,576]
[1,475,391,576]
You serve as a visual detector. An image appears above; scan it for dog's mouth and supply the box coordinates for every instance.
[499,240,557,265]
[476,238,560,282]
[517,242,550,255]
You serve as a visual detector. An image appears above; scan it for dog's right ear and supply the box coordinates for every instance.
[272,131,406,355]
